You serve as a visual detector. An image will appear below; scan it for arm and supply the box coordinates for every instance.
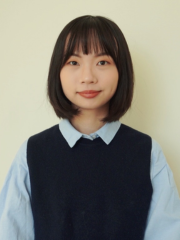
[0,140,34,240]
[144,139,180,240]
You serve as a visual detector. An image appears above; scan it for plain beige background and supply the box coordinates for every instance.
[0,0,180,193]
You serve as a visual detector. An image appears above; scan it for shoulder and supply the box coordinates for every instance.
[115,124,152,158]
[120,123,150,136]
[10,140,28,169]
[151,138,168,180]
[28,124,59,145]
[120,123,152,143]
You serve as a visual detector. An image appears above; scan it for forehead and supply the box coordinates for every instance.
[72,46,106,56]
[64,31,109,55]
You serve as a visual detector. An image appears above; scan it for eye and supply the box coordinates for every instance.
[69,61,78,66]
[98,61,108,66]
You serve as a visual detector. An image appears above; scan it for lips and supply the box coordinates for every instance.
[77,90,101,98]
[78,90,101,93]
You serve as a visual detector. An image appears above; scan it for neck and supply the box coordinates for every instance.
[70,107,108,135]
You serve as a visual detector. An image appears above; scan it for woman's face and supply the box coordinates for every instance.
[60,47,119,113]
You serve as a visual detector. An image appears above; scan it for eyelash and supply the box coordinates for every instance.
[68,61,109,66]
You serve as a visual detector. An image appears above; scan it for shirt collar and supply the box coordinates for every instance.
[59,118,121,148]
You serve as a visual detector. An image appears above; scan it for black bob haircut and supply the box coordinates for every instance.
[47,15,134,122]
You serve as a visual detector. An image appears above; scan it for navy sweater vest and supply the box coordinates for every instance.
[27,123,152,240]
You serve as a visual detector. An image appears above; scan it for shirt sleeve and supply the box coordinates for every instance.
[0,140,34,240]
[144,139,180,240]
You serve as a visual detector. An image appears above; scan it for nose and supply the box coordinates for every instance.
[80,65,97,84]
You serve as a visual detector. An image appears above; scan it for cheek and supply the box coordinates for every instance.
[60,69,66,86]
[60,70,70,93]
[60,70,76,102]
[113,69,119,86]
[106,69,119,90]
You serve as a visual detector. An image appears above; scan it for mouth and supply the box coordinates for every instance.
[78,90,101,94]
[77,91,101,98]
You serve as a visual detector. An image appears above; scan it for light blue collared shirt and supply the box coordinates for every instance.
[0,119,180,239]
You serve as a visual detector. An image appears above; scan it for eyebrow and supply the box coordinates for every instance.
[71,52,109,58]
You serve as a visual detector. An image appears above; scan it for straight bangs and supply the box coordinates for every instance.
[61,16,119,68]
